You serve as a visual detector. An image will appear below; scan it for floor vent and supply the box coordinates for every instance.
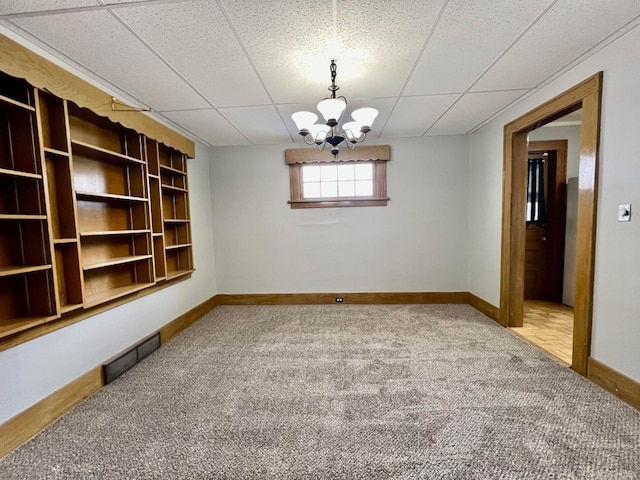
[103,333,161,384]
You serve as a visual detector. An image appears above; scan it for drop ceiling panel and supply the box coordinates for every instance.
[218,105,293,145]
[381,95,460,138]
[404,0,555,95]
[12,9,209,111]
[0,1,97,15]
[114,1,270,108]
[427,90,527,135]
[162,109,248,147]
[473,1,640,91]
[222,0,443,103]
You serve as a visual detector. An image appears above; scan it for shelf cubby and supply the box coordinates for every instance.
[0,175,45,216]
[0,220,51,269]
[38,92,68,153]
[80,232,151,267]
[0,269,57,337]
[0,71,34,109]
[45,152,77,240]
[165,246,192,280]
[152,234,166,280]
[1,104,40,176]
[164,222,190,247]
[146,137,160,177]
[54,242,83,312]
[149,176,163,234]
[83,261,153,308]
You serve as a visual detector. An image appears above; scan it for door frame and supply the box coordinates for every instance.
[500,72,602,375]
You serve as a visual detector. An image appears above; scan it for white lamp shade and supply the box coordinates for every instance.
[309,124,330,141]
[317,98,346,122]
[291,111,317,131]
[342,121,361,140]
[351,107,378,127]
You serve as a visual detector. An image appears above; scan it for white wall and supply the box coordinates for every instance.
[0,143,217,425]
[468,24,640,381]
[529,124,582,178]
[210,136,469,294]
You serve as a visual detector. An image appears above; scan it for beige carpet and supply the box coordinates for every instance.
[1,304,639,479]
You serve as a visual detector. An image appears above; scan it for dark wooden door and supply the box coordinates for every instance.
[524,141,567,301]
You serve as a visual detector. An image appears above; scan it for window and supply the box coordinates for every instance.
[286,145,389,208]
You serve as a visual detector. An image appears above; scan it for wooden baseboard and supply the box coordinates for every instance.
[587,357,640,411]
[0,367,103,460]
[215,292,469,305]
[466,293,500,322]
[159,296,219,344]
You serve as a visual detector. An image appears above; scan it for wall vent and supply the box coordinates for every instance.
[102,333,160,384]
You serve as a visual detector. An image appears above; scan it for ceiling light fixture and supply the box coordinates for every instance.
[291,59,378,158]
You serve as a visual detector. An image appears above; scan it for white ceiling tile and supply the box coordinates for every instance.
[427,90,527,135]
[472,0,640,91]
[114,1,270,108]
[13,9,209,111]
[219,105,293,145]
[162,109,248,147]
[381,95,460,138]
[0,1,97,15]
[222,0,443,103]
[405,0,554,95]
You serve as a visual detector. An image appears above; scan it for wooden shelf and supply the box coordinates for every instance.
[83,255,152,271]
[165,243,191,251]
[83,282,155,309]
[0,214,47,221]
[160,164,186,175]
[161,184,188,193]
[0,168,42,179]
[163,218,190,224]
[43,147,69,157]
[0,264,52,278]
[165,269,192,281]
[0,315,58,339]
[76,190,148,203]
[71,139,145,166]
[80,229,150,237]
[60,304,83,315]
[0,94,35,112]
[148,173,159,179]
[152,232,164,237]
[53,238,77,245]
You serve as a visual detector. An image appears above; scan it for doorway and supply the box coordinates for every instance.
[500,73,602,376]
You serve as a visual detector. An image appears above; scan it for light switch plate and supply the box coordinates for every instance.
[618,203,631,222]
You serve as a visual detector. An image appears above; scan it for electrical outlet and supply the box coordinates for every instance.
[335,297,344,303]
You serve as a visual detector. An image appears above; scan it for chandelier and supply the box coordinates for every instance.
[291,60,378,158]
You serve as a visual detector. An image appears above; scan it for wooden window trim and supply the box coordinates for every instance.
[285,145,390,209]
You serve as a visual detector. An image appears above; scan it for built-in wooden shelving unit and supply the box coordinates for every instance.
[0,71,194,342]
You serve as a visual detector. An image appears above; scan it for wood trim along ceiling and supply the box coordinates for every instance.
[0,34,195,158]
[500,72,602,376]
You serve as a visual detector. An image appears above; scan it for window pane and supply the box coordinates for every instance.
[321,181,338,198]
[338,181,355,197]
[303,182,321,198]
[320,164,338,181]
[355,180,373,196]
[355,163,373,180]
[302,165,321,182]
[337,164,355,181]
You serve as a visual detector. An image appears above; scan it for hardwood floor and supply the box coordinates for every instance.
[508,300,573,366]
